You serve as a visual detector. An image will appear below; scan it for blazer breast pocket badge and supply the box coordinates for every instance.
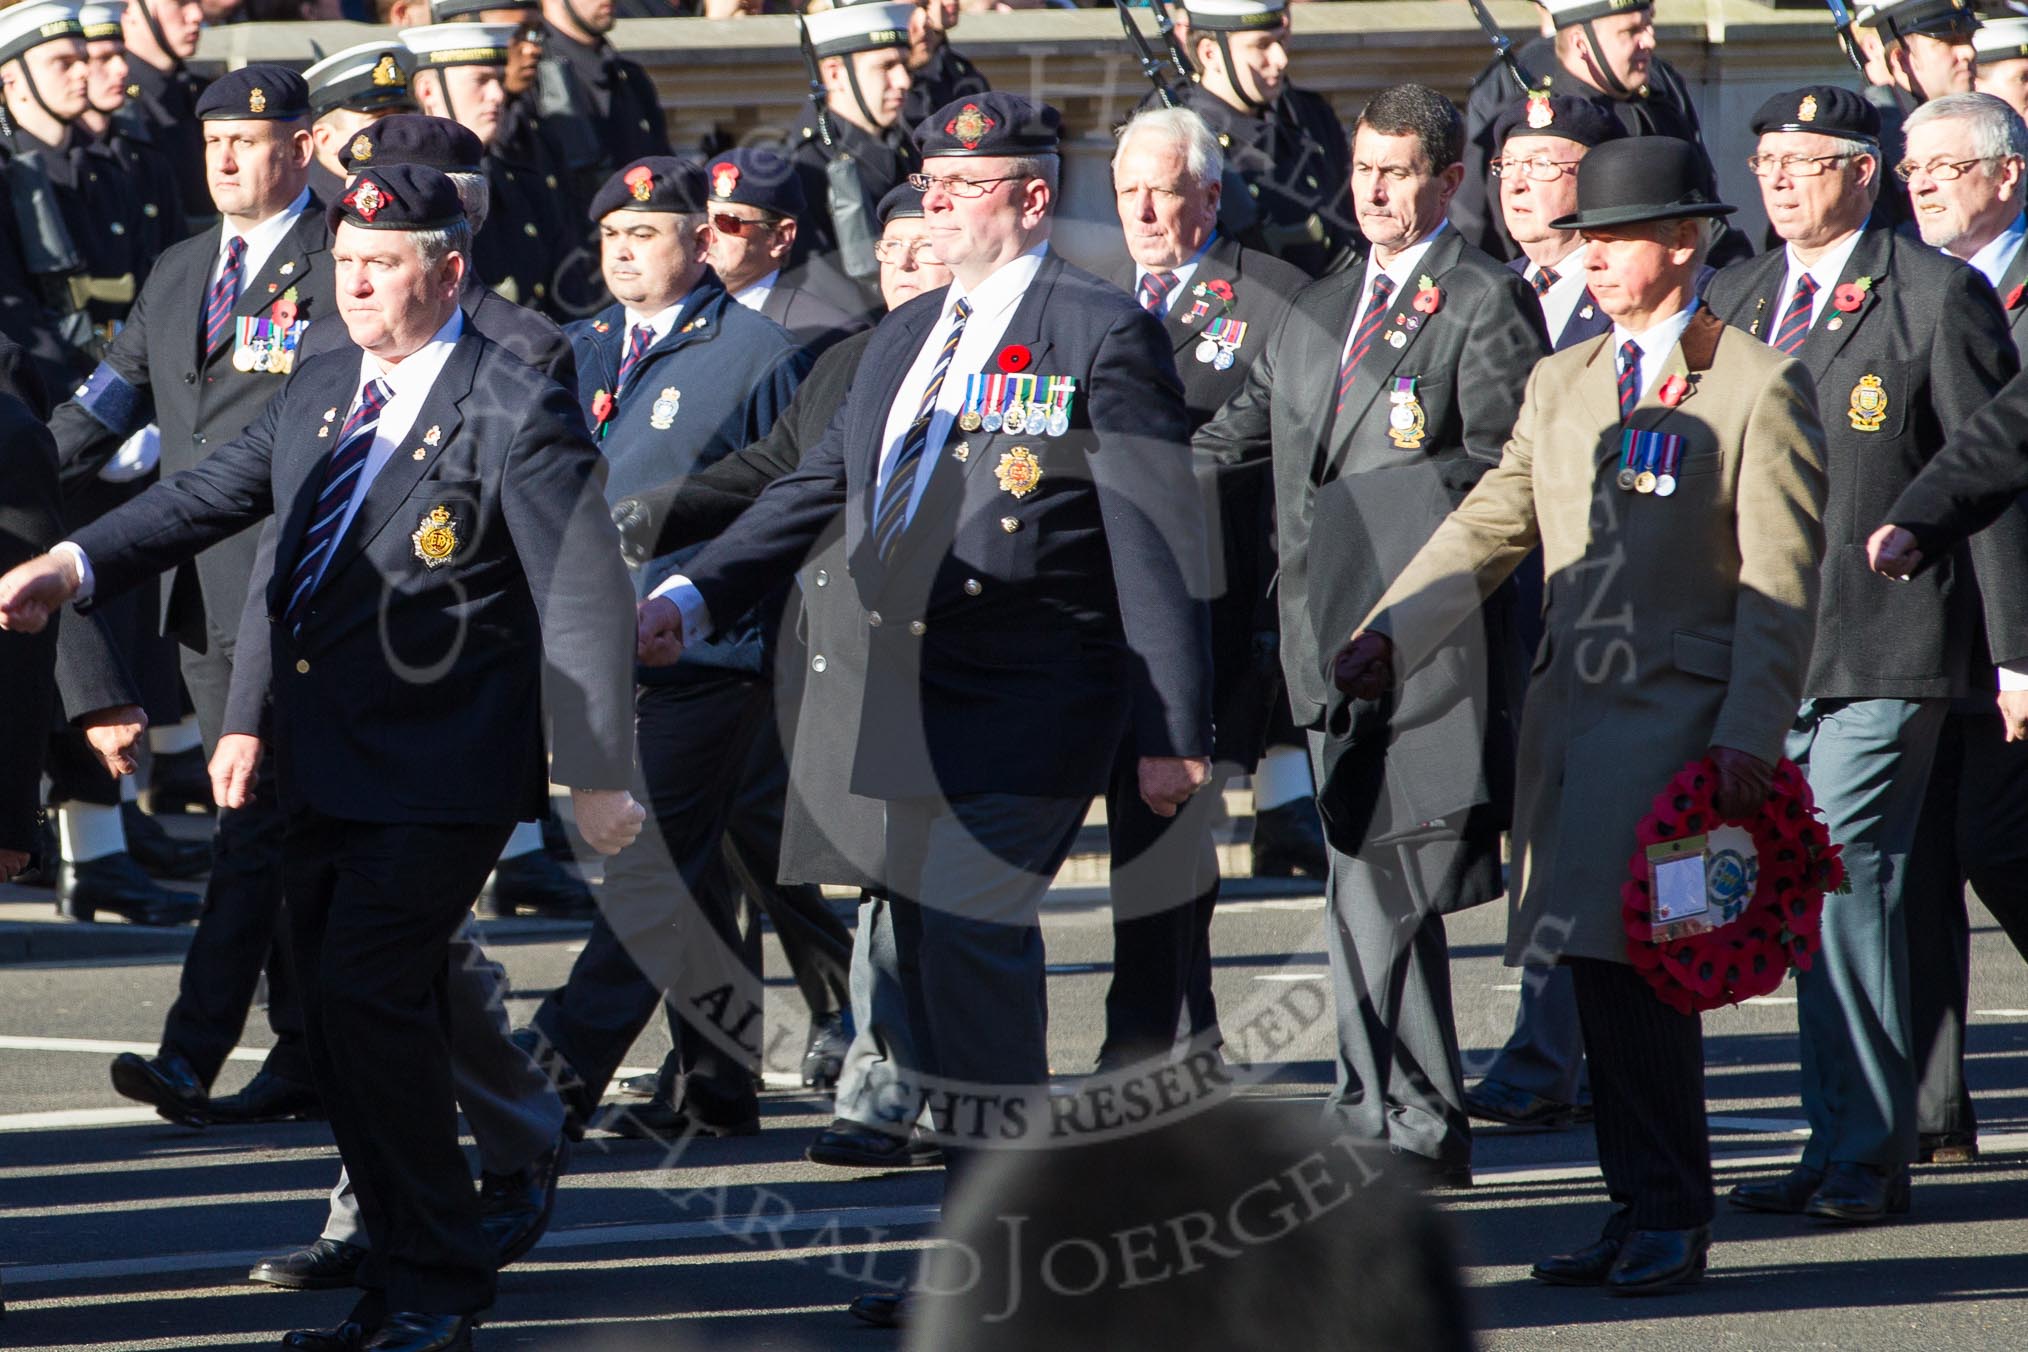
[412,505,460,568]
[1848,374,1888,432]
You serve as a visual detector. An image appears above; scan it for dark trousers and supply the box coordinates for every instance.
[1567,956,1712,1232]
[157,632,308,1086]
[532,675,771,1110]
[1909,708,2028,1140]
[1100,741,1224,1067]
[285,812,510,1315]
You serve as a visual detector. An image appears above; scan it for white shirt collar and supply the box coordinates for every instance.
[360,308,464,392]
[623,302,683,346]
[1528,243,1592,344]
[945,241,1050,327]
[220,187,313,286]
[731,269,780,312]
[1610,301,1699,401]
[1774,229,1865,340]
[1965,213,2028,290]
[1362,220,1448,296]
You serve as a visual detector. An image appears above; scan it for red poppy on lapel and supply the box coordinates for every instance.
[1411,277,1441,315]
[1658,374,1688,408]
[271,297,298,326]
[1831,276,1871,312]
[591,388,614,433]
[1205,278,1233,301]
[2008,283,2025,311]
[997,344,1032,373]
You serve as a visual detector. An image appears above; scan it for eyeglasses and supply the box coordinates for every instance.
[1491,156,1582,182]
[711,212,784,238]
[1892,154,2001,181]
[1745,151,1864,178]
[907,172,1024,199]
[512,22,544,44]
[873,239,942,264]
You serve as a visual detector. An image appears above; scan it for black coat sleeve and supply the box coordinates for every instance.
[1888,366,2028,572]
[0,384,61,851]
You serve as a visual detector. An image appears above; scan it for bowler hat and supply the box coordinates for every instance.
[1548,137,1734,230]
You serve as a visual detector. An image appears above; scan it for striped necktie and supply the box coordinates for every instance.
[1772,274,1818,355]
[1531,265,1560,296]
[1336,275,1397,413]
[282,378,393,633]
[205,236,246,356]
[873,298,972,560]
[617,324,654,391]
[1137,270,1179,316]
[1617,339,1642,421]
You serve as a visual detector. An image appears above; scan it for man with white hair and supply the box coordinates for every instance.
[1099,102,1308,1070]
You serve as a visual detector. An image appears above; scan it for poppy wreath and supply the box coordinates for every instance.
[1619,757,1846,1015]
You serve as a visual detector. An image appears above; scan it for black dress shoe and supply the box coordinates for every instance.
[480,852,593,919]
[119,801,212,879]
[281,1320,367,1351]
[603,1095,759,1141]
[109,1050,210,1126]
[144,746,216,817]
[57,854,200,925]
[1531,1235,1623,1286]
[618,1071,658,1098]
[207,1070,324,1125]
[1805,1162,1910,1224]
[361,1313,474,1351]
[1727,1165,1825,1215]
[250,1237,367,1290]
[1605,1226,1709,1295]
[801,1011,849,1091]
[1920,1132,1978,1166]
[807,1119,941,1169]
[1250,800,1328,879]
[1464,1078,1581,1130]
[481,1134,568,1268]
[847,1291,908,1328]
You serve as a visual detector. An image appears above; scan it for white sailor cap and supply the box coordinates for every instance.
[304,41,415,118]
[1973,14,2028,58]
[400,21,518,69]
[78,0,124,41]
[1181,0,1288,33]
[1852,0,1979,41]
[1537,0,1651,31]
[0,0,84,66]
[803,1,913,59]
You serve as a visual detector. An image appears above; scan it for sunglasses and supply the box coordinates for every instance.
[711,212,784,238]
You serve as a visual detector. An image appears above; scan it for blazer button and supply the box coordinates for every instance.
[295,659,310,674]
[183,372,196,384]
[867,610,882,627]
[811,654,827,673]
[1000,516,1021,533]
[908,620,926,636]
[814,569,828,586]
[963,578,981,595]
[523,223,539,237]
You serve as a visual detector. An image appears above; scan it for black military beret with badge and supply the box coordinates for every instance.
[589,156,710,221]
[914,91,1062,160]
[327,164,466,232]
[196,63,309,121]
[1493,90,1625,149]
[340,113,485,176]
[1749,84,1880,143]
[706,147,807,222]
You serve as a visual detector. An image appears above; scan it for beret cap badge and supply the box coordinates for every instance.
[1799,93,1818,122]
[344,179,386,222]
[625,164,655,202]
[1526,90,1554,129]
[948,103,994,150]
[351,133,374,162]
[248,86,267,113]
[711,162,739,198]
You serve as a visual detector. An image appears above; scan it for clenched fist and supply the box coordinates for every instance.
[636,596,686,667]
[1333,629,1396,700]
[0,551,82,633]
[572,788,646,856]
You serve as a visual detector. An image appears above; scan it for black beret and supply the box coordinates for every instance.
[915,93,1061,160]
[878,181,925,224]
[589,156,709,221]
[1750,85,1880,143]
[1492,91,1624,149]
[196,64,309,122]
[340,114,484,175]
[327,164,465,232]
[705,148,806,221]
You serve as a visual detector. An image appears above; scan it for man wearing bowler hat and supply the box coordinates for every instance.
[1339,135,1829,1293]
[1707,84,2028,1226]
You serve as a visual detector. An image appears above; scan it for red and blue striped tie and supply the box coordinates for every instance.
[205,236,246,357]
[1617,339,1642,421]
[1772,274,1818,355]
[874,298,972,559]
[1336,275,1397,412]
[617,324,653,392]
[1136,270,1178,316]
[282,378,392,633]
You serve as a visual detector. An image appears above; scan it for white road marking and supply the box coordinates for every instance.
[0,1034,265,1060]
[1253,971,1329,982]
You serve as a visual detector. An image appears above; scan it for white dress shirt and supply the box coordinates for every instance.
[653,244,1051,641]
[1769,229,1865,343]
[1609,302,1699,403]
[1526,245,1591,344]
[1341,222,1447,365]
[215,187,314,290]
[730,270,779,314]
[1965,213,2027,290]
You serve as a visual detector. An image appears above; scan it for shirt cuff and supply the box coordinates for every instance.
[1999,663,2028,692]
[51,541,93,603]
[647,574,713,643]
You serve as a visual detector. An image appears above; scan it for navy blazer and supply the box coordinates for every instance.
[1508,255,1610,351]
[71,329,637,824]
[567,272,805,679]
[680,250,1214,801]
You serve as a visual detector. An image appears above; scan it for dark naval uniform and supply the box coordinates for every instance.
[535,20,669,205]
[900,39,988,131]
[126,58,211,234]
[785,105,914,314]
[481,133,578,314]
[1168,82,1355,279]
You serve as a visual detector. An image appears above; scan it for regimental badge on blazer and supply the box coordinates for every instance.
[1848,374,1888,432]
[996,447,1042,498]
[650,387,680,431]
[412,505,460,568]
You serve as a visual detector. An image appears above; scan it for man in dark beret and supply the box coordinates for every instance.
[301,40,417,207]
[0,160,645,1352]
[705,145,867,355]
[1709,83,2028,1228]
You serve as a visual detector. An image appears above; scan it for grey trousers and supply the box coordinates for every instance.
[1478,962,1590,1108]
[1787,696,1948,1172]
[322,916,566,1245]
[833,892,925,1136]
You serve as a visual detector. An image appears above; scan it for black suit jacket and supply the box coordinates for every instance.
[71,330,637,824]
[1195,226,1546,854]
[758,279,869,357]
[52,202,338,651]
[680,251,1213,800]
[1706,227,2028,695]
[0,338,60,851]
[1508,255,1611,351]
